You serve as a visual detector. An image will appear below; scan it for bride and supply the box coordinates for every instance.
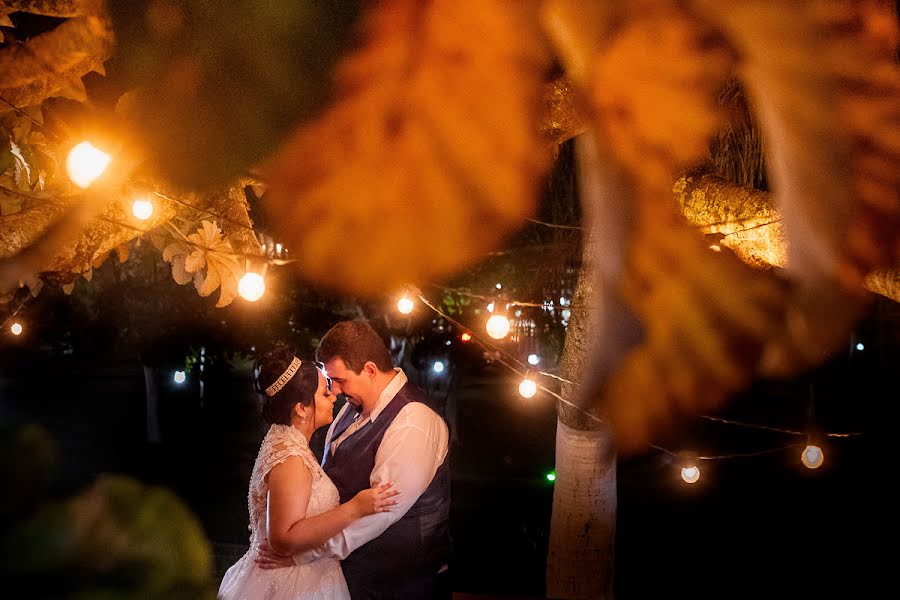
[219,349,398,599]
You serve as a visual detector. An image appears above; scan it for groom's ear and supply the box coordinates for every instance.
[362,361,378,379]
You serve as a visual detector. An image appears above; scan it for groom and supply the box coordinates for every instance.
[259,320,452,599]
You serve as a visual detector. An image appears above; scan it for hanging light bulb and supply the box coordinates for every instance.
[486,299,510,339]
[460,332,472,342]
[66,141,111,188]
[486,314,510,339]
[397,294,414,314]
[10,322,23,336]
[681,465,700,484]
[527,354,540,366]
[801,444,824,469]
[131,197,154,220]
[173,370,186,384]
[518,375,537,398]
[433,360,445,374]
[238,272,266,301]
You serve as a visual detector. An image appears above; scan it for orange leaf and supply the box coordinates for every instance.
[264,0,553,296]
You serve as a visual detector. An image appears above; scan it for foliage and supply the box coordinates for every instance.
[263,0,554,296]
[161,220,243,308]
[108,0,363,188]
[0,424,216,599]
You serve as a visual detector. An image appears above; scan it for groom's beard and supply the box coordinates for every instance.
[339,394,361,413]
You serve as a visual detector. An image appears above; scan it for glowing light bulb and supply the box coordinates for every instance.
[397,295,414,314]
[801,445,824,469]
[855,342,864,351]
[173,370,186,384]
[485,314,510,339]
[10,322,23,336]
[518,377,537,398]
[546,472,556,482]
[681,465,700,484]
[527,354,540,366]
[495,283,502,289]
[486,301,495,313]
[238,272,266,301]
[433,361,445,373]
[275,243,283,255]
[132,198,154,220]
[460,332,472,342]
[66,142,111,188]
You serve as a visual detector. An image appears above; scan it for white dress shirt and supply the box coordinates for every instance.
[294,369,449,563]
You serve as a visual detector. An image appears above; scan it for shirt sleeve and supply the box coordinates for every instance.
[293,402,449,563]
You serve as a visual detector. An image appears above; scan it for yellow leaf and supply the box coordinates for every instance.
[264,0,553,296]
[588,7,731,188]
[171,256,192,285]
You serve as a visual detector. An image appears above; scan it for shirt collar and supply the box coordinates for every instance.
[369,368,407,423]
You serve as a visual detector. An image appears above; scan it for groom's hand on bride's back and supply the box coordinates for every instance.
[256,538,295,570]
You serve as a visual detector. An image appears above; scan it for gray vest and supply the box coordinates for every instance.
[323,383,451,592]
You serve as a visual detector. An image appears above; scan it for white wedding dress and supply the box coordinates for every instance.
[218,424,350,600]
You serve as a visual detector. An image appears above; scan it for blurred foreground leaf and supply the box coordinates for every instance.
[110,0,363,187]
[0,436,215,599]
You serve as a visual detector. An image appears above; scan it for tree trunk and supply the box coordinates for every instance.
[143,364,161,443]
[547,133,637,599]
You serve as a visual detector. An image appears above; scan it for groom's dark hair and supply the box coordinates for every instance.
[317,320,393,373]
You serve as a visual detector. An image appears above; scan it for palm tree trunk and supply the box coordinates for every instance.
[547,133,638,599]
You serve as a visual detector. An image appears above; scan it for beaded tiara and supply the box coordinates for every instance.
[265,356,302,397]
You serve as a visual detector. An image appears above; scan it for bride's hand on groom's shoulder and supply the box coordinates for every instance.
[255,538,295,570]
[352,482,401,518]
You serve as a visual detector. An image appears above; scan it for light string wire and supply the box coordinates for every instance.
[416,293,605,425]
[651,441,808,461]
[413,289,869,458]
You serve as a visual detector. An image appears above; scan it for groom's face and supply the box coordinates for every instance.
[323,357,367,409]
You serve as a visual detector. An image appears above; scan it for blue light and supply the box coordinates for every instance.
[856,342,865,351]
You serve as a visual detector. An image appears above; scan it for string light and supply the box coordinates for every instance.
[486,313,510,339]
[545,471,556,482]
[518,374,538,398]
[801,444,824,469]
[681,465,701,484]
[10,322,23,336]
[238,272,266,302]
[131,197,154,221]
[433,360,445,374]
[411,289,866,481]
[527,354,540,366]
[173,370,186,384]
[855,342,865,351]
[66,141,111,188]
[397,294,415,315]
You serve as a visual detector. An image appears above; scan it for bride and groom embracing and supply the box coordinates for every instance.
[219,321,452,599]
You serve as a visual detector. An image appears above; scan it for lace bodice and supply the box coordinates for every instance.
[247,424,340,547]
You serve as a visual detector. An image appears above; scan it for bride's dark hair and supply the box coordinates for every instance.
[254,347,319,425]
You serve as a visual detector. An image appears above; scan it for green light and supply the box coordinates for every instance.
[546,472,556,482]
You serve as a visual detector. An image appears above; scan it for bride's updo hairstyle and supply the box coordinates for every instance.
[254,347,319,425]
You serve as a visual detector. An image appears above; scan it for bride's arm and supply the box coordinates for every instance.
[265,457,397,555]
